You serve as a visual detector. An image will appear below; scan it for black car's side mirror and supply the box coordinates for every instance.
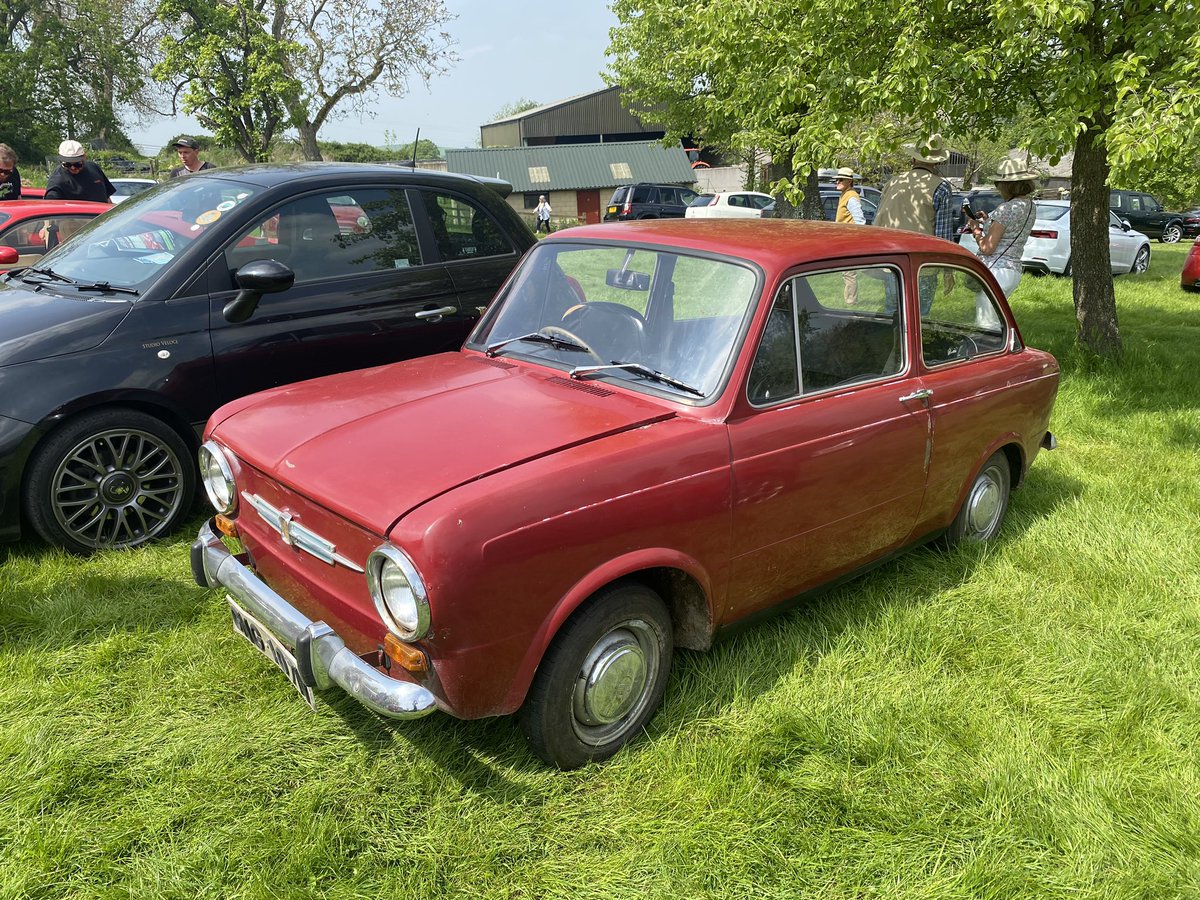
[224,259,296,324]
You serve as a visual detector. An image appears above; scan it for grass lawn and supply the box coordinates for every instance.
[2,245,1198,899]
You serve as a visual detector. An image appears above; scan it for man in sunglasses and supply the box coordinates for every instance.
[0,143,20,201]
[43,140,115,203]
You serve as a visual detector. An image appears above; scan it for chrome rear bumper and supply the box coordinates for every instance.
[192,519,437,720]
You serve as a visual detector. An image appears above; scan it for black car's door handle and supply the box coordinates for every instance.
[415,305,456,321]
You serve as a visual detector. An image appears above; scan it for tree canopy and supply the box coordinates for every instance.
[609,0,1200,356]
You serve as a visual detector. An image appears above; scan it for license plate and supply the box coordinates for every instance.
[607,206,617,214]
[228,597,316,709]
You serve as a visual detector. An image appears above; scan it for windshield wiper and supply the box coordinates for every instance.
[486,330,591,357]
[68,280,140,296]
[21,266,75,284]
[570,361,706,397]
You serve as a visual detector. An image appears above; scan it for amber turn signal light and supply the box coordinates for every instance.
[384,632,429,673]
[215,514,239,538]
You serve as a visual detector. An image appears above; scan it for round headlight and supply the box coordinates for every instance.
[367,545,430,641]
[198,440,237,514]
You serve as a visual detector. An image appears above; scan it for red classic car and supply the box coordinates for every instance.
[193,219,1060,768]
[1181,238,1200,291]
[0,199,110,271]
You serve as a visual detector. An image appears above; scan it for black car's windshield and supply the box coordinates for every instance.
[471,242,758,400]
[32,176,262,292]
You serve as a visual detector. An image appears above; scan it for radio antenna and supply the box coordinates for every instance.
[410,128,419,168]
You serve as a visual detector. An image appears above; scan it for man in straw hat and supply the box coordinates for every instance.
[875,134,956,313]
[832,166,866,303]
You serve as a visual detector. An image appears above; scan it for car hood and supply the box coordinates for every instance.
[209,352,677,534]
[0,279,132,366]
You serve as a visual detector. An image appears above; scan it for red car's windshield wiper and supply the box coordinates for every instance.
[570,361,705,397]
[486,330,591,357]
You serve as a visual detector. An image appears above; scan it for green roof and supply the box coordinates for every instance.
[445,142,696,193]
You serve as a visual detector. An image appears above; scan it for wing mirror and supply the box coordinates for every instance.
[224,259,296,323]
[1121,219,1132,231]
[0,246,19,266]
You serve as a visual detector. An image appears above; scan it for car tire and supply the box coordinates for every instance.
[1130,245,1151,274]
[1161,223,1183,244]
[23,409,195,554]
[519,581,673,769]
[944,451,1012,545]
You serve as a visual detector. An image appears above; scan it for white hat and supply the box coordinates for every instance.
[991,158,1039,182]
[911,134,949,165]
[58,140,86,162]
[832,166,859,180]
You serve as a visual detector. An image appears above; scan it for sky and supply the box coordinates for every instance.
[128,1,622,154]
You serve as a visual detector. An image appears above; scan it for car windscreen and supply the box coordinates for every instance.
[470,242,759,400]
[33,176,262,291]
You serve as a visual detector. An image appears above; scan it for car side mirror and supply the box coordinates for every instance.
[1121,219,1132,231]
[0,246,18,266]
[224,259,295,324]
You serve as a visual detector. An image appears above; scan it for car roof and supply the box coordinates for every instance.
[179,162,516,196]
[0,199,112,217]
[1036,199,1070,207]
[547,219,976,269]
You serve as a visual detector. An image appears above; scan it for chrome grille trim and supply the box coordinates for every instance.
[242,492,365,573]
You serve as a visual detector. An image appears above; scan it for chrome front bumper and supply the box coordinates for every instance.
[192,518,437,720]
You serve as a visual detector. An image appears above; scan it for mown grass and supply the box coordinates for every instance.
[2,246,1198,899]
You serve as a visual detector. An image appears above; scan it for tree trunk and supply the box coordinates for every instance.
[297,122,322,161]
[769,155,799,218]
[1070,127,1122,357]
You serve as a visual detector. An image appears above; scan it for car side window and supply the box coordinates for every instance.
[1128,195,1143,212]
[633,186,654,203]
[416,191,514,263]
[1143,195,1160,212]
[679,189,699,206]
[1109,191,1123,209]
[751,194,773,210]
[226,189,421,285]
[729,194,746,208]
[1110,212,1124,229]
[748,267,903,404]
[1,215,92,251]
[919,265,1008,366]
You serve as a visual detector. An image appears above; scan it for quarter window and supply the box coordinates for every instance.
[918,265,1007,366]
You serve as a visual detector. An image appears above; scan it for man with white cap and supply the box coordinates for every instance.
[43,140,115,203]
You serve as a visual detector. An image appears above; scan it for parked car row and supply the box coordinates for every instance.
[957,200,1152,276]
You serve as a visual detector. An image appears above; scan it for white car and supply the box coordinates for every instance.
[959,200,1151,276]
[685,190,774,219]
[109,178,159,205]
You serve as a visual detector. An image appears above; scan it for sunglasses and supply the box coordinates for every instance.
[0,167,12,175]
[62,161,85,170]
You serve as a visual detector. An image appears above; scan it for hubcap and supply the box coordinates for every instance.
[50,428,186,550]
[965,467,1002,536]
[572,620,660,746]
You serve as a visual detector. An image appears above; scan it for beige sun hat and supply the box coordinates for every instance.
[57,139,86,162]
[832,166,859,180]
[911,134,950,165]
[991,157,1040,182]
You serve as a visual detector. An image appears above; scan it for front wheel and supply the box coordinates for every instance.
[945,451,1012,545]
[1161,223,1183,244]
[519,582,673,769]
[23,409,195,553]
[1130,245,1151,273]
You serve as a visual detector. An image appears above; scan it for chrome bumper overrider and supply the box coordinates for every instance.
[192,519,437,720]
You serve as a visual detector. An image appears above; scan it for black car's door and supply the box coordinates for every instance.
[410,188,527,320]
[208,186,466,406]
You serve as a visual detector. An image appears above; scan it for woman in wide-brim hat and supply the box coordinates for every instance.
[968,158,1039,297]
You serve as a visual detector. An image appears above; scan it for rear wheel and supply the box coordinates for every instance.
[945,451,1012,545]
[519,582,673,769]
[23,409,195,553]
[1161,223,1183,244]
[1130,245,1151,273]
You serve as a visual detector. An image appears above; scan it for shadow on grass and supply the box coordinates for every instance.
[305,464,1084,784]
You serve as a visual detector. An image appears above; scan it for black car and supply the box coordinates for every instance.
[0,163,535,552]
[758,189,878,223]
[1176,208,1200,240]
[604,183,700,220]
[1108,189,1186,242]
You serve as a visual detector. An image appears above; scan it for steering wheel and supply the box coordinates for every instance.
[957,335,980,360]
[540,326,604,364]
[560,302,648,360]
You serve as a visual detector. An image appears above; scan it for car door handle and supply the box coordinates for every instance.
[415,305,456,320]
[899,388,934,403]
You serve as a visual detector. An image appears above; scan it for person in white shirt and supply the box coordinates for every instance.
[535,195,552,234]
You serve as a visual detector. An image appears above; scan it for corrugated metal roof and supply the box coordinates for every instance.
[484,88,610,125]
[445,142,696,192]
